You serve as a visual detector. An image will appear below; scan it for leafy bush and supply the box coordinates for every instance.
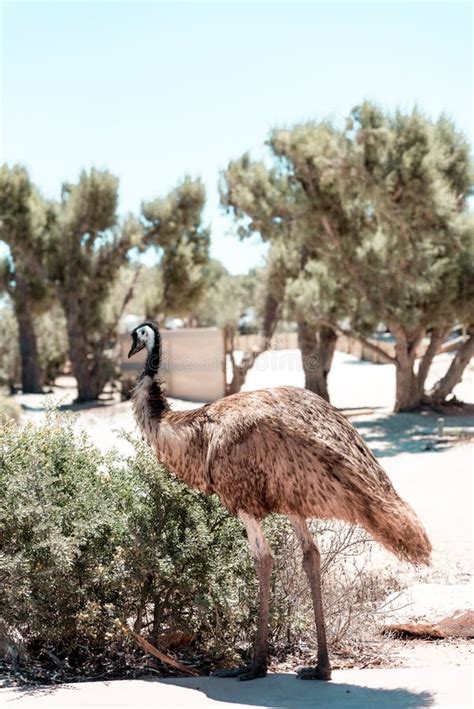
[0,413,252,681]
[0,412,399,683]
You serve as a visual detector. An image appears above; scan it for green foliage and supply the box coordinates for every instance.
[0,168,212,399]
[0,413,251,676]
[343,103,471,331]
[0,414,397,681]
[220,154,297,241]
[122,264,164,321]
[51,169,143,327]
[196,261,259,334]
[48,169,143,400]
[120,434,254,651]
[220,147,349,327]
[269,106,472,336]
[0,165,53,308]
[142,177,210,317]
[0,165,55,392]
[1,414,123,647]
[224,105,473,407]
[220,146,346,400]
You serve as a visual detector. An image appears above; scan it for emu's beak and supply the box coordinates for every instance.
[128,337,145,358]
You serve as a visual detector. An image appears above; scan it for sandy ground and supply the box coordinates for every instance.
[7,349,474,706]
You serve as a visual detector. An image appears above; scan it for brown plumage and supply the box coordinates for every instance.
[129,321,431,682]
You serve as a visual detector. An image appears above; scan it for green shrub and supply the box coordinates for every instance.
[0,412,399,683]
[0,413,253,680]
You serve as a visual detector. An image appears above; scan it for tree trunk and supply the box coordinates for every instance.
[391,323,425,412]
[225,292,281,396]
[415,325,449,393]
[64,304,106,402]
[298,320,337,402]
[69,341,106,402]
[429,327,474,403]
[14,285,43,394]
[61,274,137,402]
[394,359,421,412]
[226,349,260,395]
[225,327,261,395]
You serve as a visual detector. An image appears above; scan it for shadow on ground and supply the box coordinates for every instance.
[155,674,434,708]
[352,412,474,457]
[19,398,117,413]
[4,674,435,709]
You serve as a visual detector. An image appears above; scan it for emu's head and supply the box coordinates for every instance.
[128,321,159,358]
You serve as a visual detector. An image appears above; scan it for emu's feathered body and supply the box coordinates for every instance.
[133,377,430,565]
[129,321,431,681]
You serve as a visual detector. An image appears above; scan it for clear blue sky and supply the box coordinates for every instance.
[1,0,472,274]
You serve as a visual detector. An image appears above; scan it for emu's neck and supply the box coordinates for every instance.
[142,335,161,379]
[131,375,169,450]
[131,337,211,494]
[133,334,170,434]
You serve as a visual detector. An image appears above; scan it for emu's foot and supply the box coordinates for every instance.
[297,665,332,681]
[213,664,267,681]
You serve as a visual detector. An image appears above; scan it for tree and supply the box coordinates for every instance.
[0,165,53,393]
[270,105,473,411]
[141,177,210,320]
[350,104,472,410]
[220,157,293,393]
[421,119,474,405]
[228,250,289,395]
[271,122,373,401]
[198,267,249,393]
[221,150,353,401]
[196,259,280,394]
[287,263,344,402]
[428,218,474,404]
[49,169,142,401]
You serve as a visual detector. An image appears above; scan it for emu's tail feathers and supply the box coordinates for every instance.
[360,494,432,565]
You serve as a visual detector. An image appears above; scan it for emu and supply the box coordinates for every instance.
[128,321,431,681]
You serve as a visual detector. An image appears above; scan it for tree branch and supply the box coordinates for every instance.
[416,325,449,388]
[317,319,396,364]
[99,267,142,349]
[387,320,425,368]
[429,327,474,402]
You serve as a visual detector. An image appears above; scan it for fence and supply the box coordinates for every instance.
[120,327,226,402]
[235,331,397,363]
[234,332,298,352]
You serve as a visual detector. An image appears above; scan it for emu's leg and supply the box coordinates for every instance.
[214,511,273,681]
[290,515,331,680]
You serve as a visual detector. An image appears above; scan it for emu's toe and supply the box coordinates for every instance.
[297,665,332,681]
[213,664,267,680]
